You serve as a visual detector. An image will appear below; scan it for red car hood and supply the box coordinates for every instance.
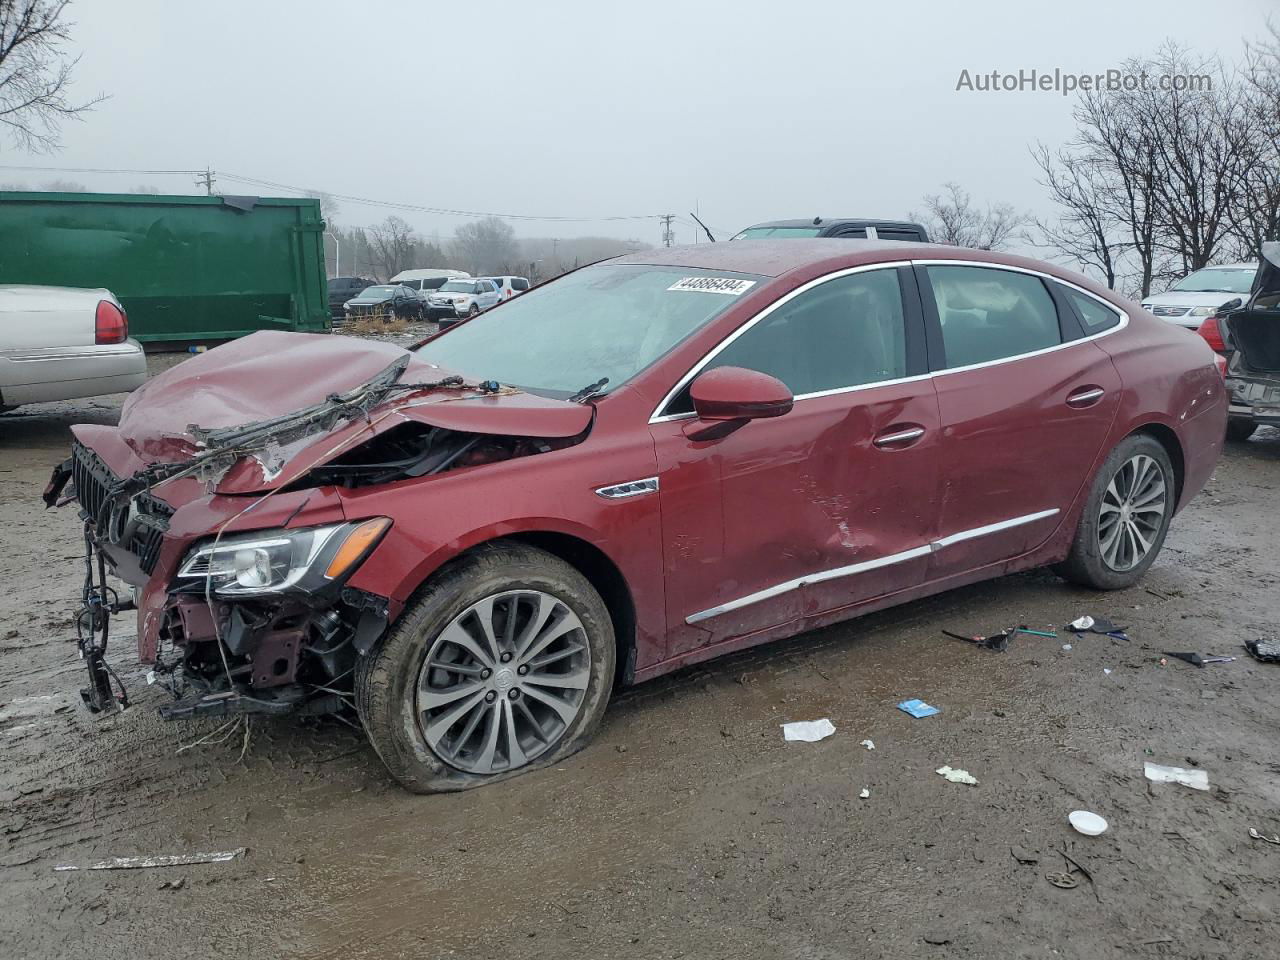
[116,331,593,494]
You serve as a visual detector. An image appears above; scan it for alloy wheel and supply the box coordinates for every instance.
[1097,453,1167,572]
[415,590,591,775]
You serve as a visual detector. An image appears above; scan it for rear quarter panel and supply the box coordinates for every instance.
[1093,309,1226,511]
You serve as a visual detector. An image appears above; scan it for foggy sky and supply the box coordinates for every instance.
[7,0,1275,248]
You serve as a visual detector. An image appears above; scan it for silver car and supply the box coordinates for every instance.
[1140,263,1258,329]
[0,286,147,412]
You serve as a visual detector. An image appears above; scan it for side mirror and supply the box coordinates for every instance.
[689,366,793,422]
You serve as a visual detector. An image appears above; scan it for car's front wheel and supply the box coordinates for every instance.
[1055,433,1175,590]
[467,303,479,318]
[356,541,616,792]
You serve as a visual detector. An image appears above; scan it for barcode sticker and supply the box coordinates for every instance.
[667,277,757,296]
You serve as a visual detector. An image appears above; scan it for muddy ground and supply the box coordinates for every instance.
[2,342,1278,959]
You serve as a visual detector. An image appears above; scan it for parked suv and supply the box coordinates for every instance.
[426,278,501,325]
[389,269,471,309]
[730,218,930,242]
[328,277,375,320]
[479,276,531,301]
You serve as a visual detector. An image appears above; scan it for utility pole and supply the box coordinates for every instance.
[661,214,675,247]
[196,167,215,195]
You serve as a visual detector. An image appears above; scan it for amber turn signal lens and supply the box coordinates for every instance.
[325,518,392,579]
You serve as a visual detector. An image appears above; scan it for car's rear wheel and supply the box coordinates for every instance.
[355,541,615,793]
[1055,434,1174,590]
[1226,418,1257,442]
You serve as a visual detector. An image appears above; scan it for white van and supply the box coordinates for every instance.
[388,269,471,302]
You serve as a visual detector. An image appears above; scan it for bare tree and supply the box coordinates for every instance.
[0,1,103,151]
[912,183,1025,250]
[38,176,82,190]
[1229,21,1280,260]
[451,216,518,275]
[367,216,418,280]
[305,189,340,225]
[1031,145,1127,288]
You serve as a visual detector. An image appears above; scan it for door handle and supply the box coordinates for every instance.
[872,425,925,448]
[1066,386,1105,408]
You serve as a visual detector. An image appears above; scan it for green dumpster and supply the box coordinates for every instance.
[0,191,329,342]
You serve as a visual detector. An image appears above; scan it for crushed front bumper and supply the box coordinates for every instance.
[47,442,391,720]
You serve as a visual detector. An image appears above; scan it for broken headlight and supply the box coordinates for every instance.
[176,518,391,597]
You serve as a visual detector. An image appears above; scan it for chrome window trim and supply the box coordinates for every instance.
[914,260,1129,378]
[649,258,1130,424]
[650,261,912,423]
[684,508,1060,625]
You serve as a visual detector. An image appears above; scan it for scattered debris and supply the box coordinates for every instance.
[1046,871,1078,889]
[859,788,870,800]
[157,877,186,891]
[1163,651,1237,667]
[1144,762,1210,791]
[780,719,835,743]
[935,765,978,785]
[1249,828,1280,845]
[1010,846,1040,865]
[1058,848,1102,903]
[1067,616,1130,641]
[1069,810,1108,836]
[1244,637,1280,663]
[922,931,952,946]
[1062,644,1073,651]
[942,629,1009,652]
[859,739,875,750]
[54,848,246,871]
[898,699,940,719]
[1103,668,1113,676]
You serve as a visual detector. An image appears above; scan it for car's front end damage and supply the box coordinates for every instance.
[44,330,591,720]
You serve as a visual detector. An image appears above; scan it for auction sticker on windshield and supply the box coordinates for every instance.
[667,277,757,295]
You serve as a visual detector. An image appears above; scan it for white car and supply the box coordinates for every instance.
[1140,262,1257,329]
[0,286,147,412]
[388,268,471,307]
[478,275,531,301]
[427,278,501,326]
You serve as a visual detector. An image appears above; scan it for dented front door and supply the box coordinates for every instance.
[648,265,943,659]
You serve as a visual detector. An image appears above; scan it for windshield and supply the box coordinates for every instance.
[417,264,765,397]
[732,226,823,239]
[1171,267,1256,294]
[439,280,476,293]
[358,286,397,298]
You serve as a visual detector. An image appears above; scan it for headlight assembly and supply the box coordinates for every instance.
[1188,306,1219,317]
[177,518,391,597]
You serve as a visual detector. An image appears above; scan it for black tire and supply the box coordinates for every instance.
[355,541,615,793]
[467,303,479,318]
[1054,433,1175,590]
[1226,418,1257,442]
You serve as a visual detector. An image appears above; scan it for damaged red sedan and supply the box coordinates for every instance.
[47,241,1227,792]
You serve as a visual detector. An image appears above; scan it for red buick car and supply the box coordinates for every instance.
[49,240,1226,792]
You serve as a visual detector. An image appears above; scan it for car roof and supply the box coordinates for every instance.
[610,238,954,278]
[745,218,925,231]
[608,239,1122,299]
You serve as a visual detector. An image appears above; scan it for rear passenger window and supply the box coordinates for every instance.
[927,266,1061,368]
[666,268,907,413]
[512,278,530,291]
[1065,289,1121,333]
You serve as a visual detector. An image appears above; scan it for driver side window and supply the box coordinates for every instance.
[664,268,908,415]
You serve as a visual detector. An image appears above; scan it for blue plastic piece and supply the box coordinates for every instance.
[897,698,940,718]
